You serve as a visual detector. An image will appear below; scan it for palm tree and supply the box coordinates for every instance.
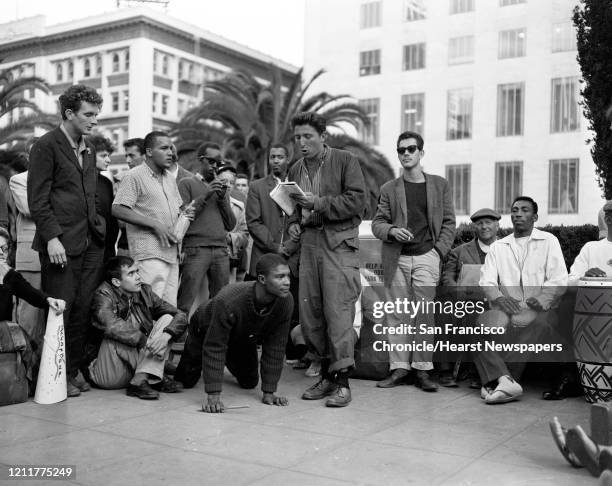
[171,67,394,215]
[0,66,55,146]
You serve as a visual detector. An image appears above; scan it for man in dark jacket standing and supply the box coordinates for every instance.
[88,256,187,399]
[287,112,366,408]
[372,131,456,392]
[28,84,106,397]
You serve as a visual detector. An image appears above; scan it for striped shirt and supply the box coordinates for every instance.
[294,145,328,227]
[113,162,182,263]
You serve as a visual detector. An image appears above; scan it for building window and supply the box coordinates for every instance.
[404,0,426,21]
[111,92,119,112]
[162,95,169,115]
[123,90,129,112]
[552,22,576,52]
[402,43,426,71]
[450,0,474,14]
[178,60,184,79]
[359,49,381,76]
[448,35,474,64]
[56,63,63,82]
[500,0,525,5]
[112,53,120,73]
[401,93,425,134]
[162,55,169,76]
[68,60,73,80]
[549,158,578,214]
[496,82,524,137]
[495,161,523,213]
[360,1,381,28]
[551,76,579,133]
[152,92,158,113]
[499,28,526,59]
[447,88,473,140]
[178,99,186,118]
[95,55,102,76]
[83,58,91,78]
[446,164,471,215]
[358,98,380,145]
[124,50,130,71]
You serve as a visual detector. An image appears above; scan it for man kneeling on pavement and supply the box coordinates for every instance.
[174,253,293,412]
[88,256,187,399]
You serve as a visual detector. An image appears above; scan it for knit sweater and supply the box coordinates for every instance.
[178,175,236,248]
[194,281,293,394]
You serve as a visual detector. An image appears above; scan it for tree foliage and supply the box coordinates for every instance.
[0,66,55,146]
[171,67,394,215]
[573,0,612,198]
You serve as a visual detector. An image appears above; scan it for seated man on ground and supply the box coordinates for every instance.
[88,256,187,399]
[174,253,293,413]
[477,196,568,404]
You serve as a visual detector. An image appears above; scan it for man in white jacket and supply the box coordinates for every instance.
[477,196,568,404]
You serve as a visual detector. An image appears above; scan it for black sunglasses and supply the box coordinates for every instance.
[397,145,419,155]
[199,156,221,165]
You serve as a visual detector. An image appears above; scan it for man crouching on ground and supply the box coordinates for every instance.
[88,256,187,399]
[174,253,293,412]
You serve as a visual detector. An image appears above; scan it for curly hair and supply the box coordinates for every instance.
[291,112,327,135]
[59,84,103,120]
[88,134,115,154]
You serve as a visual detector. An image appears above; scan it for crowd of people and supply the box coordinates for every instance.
[0,83,609,419]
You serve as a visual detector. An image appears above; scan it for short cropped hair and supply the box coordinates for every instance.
[511,196,539,214]
[397,131,424,150]
[59,84,103,120]
[291,112,326,135]
[256,253,289,278]
[143,131,170,152]
[123,138,144,155]
[196,142,221,158]
[236,173,249,181]
[89,134,114,154]
[269,143,289,157]
[105,256,135,283]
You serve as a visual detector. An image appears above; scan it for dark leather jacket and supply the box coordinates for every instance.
[91,281,187,348]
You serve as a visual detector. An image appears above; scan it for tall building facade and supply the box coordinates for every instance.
[304,0,600,225]
[0,7,297,167]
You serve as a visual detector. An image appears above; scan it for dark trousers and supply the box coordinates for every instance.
[40,241,104,377]
[175,314,259,389]
[177,246,230,316]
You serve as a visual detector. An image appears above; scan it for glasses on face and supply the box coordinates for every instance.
[199,156,221,166]
[397,145,419,155]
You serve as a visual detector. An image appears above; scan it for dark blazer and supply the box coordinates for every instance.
[96,173,119,262]
[372,173,456,285]
[441,238,483,287]
[28,127,104,256]
[246,174,299,276]
[287,147,366,250]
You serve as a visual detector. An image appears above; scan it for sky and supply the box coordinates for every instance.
[1,0,305,66]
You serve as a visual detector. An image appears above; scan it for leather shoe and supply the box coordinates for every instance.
[415,370,438,392]
[126,381,159,400]
[302,378,337,400]
[542,375,582,400]
[325,386,352,407]
[151,376,183,393]
[377,369,411,388]
[439,372,458,388]
[67,382,81,397]
[69,371,91,392]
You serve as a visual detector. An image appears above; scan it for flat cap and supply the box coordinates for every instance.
[470,208,501,222]
[603,201,612,213]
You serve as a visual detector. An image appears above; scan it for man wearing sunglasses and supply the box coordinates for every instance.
[372,131,456,392]
[176,142,235,316]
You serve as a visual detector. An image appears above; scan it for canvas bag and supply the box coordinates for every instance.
[0,321,31,406]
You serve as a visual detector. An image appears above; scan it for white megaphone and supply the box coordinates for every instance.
[34,311,67,404]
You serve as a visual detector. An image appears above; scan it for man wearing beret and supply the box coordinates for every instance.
[440,208,500,387]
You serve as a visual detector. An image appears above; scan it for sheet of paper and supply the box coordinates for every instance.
[269,182,305,216]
